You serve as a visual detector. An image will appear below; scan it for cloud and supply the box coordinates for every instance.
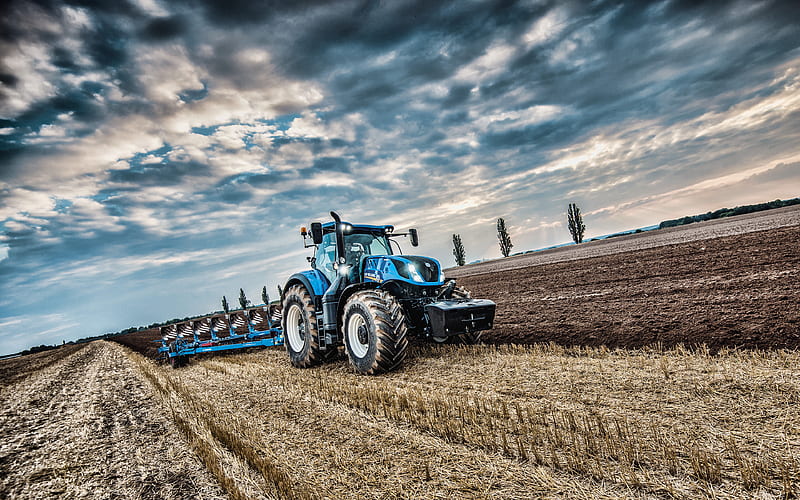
[1,0,799,354]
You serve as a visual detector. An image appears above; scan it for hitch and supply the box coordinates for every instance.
[437,280,456,299]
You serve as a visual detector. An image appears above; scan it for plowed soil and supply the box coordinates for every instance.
[453,209,800,351]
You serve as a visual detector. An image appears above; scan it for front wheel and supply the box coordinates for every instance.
[342,290,408,375]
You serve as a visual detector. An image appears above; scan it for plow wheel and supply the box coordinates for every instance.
[168,354,187,368]
[342,290,408,375]
[282,285,336,368]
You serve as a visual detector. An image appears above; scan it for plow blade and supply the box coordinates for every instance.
[157,305,284,366]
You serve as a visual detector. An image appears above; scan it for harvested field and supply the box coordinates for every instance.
[2,341,798,498]
[0,342,226,499]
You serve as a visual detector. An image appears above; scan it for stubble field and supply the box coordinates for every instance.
[1,207,798,499]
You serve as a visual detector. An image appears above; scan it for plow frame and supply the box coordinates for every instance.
[156,305,284,363]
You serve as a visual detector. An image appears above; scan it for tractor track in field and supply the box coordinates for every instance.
[0,342,225,500]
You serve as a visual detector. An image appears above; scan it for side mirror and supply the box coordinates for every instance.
[409,228,419,247]
[310,222,323,244]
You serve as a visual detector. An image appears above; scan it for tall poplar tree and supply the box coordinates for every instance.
[452,234,466,266]
[567,203,586,244]
[496,218,513,257]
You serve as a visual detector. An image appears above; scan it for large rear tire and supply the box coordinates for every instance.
[282,285,336,367]
[342,290,408,375]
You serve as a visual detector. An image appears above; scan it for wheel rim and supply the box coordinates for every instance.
[432,335,448,343]
[285,304,306,352]
[347,313,369,359]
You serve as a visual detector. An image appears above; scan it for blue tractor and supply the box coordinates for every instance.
[281,211,496,375]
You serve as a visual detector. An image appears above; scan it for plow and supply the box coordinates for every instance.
[159,211,496,374]
[158,307,283,367]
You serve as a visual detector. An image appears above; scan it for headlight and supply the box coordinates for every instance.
[408,264,425,283]
[338,264,350,276]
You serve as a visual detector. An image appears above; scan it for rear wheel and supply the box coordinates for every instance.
[342,290,408,375]
[282,285,336,367]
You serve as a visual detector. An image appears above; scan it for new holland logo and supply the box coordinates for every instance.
[364,271,382,283]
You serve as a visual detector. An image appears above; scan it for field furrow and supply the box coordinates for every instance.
[0,342,226,499]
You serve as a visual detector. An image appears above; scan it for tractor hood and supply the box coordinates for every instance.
[363,255,445,286]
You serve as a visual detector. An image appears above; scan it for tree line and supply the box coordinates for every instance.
[452,203,587,266]
[658,198,799,229]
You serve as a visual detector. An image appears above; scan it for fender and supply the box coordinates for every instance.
[284,270,330,309]
[336,282,382,322]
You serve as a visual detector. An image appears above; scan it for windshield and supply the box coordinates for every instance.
[314,230,392,284]
[344,232,392,257]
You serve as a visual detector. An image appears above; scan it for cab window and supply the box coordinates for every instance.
[314,232,337,284]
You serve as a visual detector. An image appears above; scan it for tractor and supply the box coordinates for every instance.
[281,211,496,375]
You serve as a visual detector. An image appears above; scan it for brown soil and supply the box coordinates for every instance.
[455,223,799,351]
[448,204,800,278]
[115,328,162,358]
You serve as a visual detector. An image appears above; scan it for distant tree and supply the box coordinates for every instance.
[496,218,513,257]
[222,295,230,313]
[261,286,269,305]
[452,234,466,266]
[239,288,250,309]
[567,203,586,244]
[277,284,284,299]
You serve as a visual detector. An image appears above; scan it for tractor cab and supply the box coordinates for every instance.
[311,223,394,286]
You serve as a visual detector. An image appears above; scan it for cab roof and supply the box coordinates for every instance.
[321,221,394,234]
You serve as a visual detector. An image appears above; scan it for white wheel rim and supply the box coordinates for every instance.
[285,304,305,352]
[347,313,369,358]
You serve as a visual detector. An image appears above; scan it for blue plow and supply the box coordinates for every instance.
[156,306,284,367]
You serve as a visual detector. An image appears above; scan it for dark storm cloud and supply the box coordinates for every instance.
[107,159,211,187]
[2,0,800,354]
[311,156,350,173]
[181,0,334,26]
[141,15,187,41]
[275,0,533,81]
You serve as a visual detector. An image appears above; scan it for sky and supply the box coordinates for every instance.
[1,0,799,354]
